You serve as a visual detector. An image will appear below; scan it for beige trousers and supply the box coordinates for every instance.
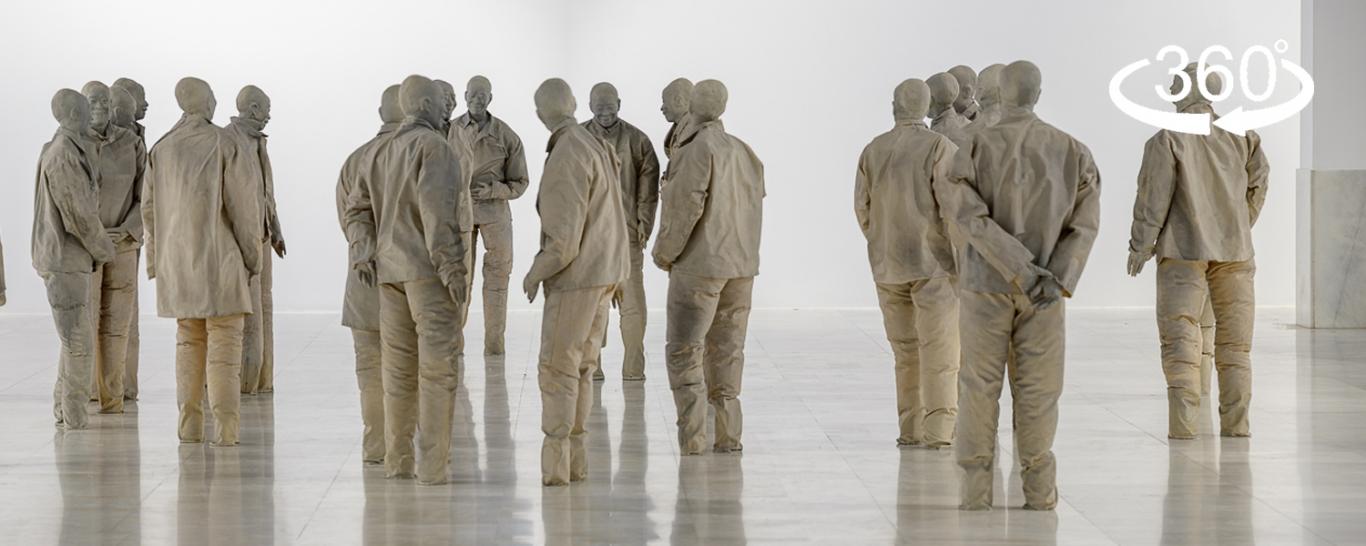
[617,243,649,379]
[90,248,138,413]
[176,315,245,445]
[665,272,753,455]
[874,276,960,447]
[956,291,1065,511]
[379,278,461,484]
[351,328,386,464]
[125,256,141,400]
[1199,294,1215,395]
[455,231,475,354]
[45,271,95,429]
[538,285,613,485]
[242,245,274,393]
[472,220,513,355]
[1157,258,1254,438]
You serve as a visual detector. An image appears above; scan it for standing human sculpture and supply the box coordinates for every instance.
[110,77,147,401]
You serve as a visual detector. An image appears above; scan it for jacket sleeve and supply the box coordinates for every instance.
[636,133,662,243]
[1245,130,1270,226]
[928,137,960,241]
[417,141,468,288]
[222,137,263,275]
[934,138,1042,293]
[525,145,591,284]
[343,157,377,269]
[853,147,872,236]
[50,154,115,264]
[142,148,157,278]
[490,132,531,201]
[1047,144,1102,296]
[1128,133,1176,255]
[118,137,147,244]
[651,142,711,266]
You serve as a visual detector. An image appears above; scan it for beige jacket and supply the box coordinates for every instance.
[224,117,285,245]
[653,120,766,279]
[584,118,661,244]
[344,118,467,287]
[447,113,529,224]
[31,129,115,274]
[932,108,971,147]
[526,121,630,293]
[1129,103,1269,262]
[664,114,695,161]
[445,122,475,233]
[335,122,398,331]
[855,120,958,284]
[144,115,262,318]
[937,107,1101,296]
[88,122,146,250]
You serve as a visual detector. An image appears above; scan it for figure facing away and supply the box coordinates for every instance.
[963,64,1005,135]
[928,72,969,146]
[224,85,286,395]
[335,84,403,465]
[661,77,695,163]
[949,65,980,121]
[1126,63,1269,440]
[344,74,469,485]
[144,77,262,446]
[652,79,766,455]
[81,81,146,414]
[855,78,961,449]
[936,61,1101,511]
[447,75,530,356]
[523,78,630,486]
[33,89,117,430]
[583,82,661,381]
[110,77,147,401]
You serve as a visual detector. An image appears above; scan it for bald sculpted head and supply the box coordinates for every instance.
[1001,60,1042,109]
[976,64,1006,108]
[111,87,137,128]
[690,79,727,122]
[52,89,91,133]
[175,77,216,120]
[589,82,621,128]
[927,72,959,115]
[1174,62,1223,110]
[112,78,147,120]
[534,78,576,130]
[892,79,931,123]
[661,77,693,123]
[80,81,111,128]
[465,75,492,118]
[379,84,403,124]
[434,79,457,120]
[948,65,977,113]
[236,84,271,126]
[399,75,446,128]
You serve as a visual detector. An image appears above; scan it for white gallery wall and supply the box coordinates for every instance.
[0,0,1300,314]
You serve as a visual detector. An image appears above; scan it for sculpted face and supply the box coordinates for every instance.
[661,77,693,123]
[589,82,620,128]
[435,79,457,119]
[81,81,111,128]
[976,64,1006,108]
[237,85,272,127]
[466,75,492,118]
[948,65,977,112]
[114,78,148,120]
[111,87,137,128]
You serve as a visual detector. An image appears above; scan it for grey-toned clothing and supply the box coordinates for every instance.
[336,122,398,331]
[937,107,1101,296]
[932,108,971,147]
[88,123,146,248]
[653,120,766,279]
[855,120,958,284]
[1128,103,1269,262]
[224,117,284,246]
[583,119,661,243]
[32,128,115,274]
[447,113,530,225]
[144,115,262,318]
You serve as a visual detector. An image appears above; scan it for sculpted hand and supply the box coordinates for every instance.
[447,280,467,305]
[470,185,494,200]
[1029,276,1066,310]
[611,285,624,308]
[523,275,540,303]
[1126,249,1151,277]
[356,261,377,288]
[273,238,287,258]
[652,250,672,272]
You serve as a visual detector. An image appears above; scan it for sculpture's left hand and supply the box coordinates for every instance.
[523,275,540,303]
[273,239,287,258]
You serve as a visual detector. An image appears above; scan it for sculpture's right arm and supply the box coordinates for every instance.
[651,144,711,266]
[933,139,1043,293]
[342,159,378,269]
[50,154,115,264]
[1127,133,1177,256]
[223,139,263,275]
[853,148,872,236]
[142,153,156,278]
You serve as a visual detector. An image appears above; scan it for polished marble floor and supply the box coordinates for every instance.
[0,307,1363,545]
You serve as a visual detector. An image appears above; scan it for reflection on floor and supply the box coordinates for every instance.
[0,308,1362,544]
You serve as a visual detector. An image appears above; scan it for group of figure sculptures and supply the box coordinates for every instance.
[19,56,1266,511]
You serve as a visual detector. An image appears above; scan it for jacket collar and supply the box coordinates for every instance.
[378,121,400,135]
[546,118,577,152]
[230,116,268,138]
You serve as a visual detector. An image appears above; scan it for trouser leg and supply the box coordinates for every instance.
[45,272,94,429]
[875,282,922,445]
[539,286,611,485]
[257,250,275,392]
[241,246,265,393]
[408,278,461,485]
[571,290,612,480]
[955,291,1012,510]
[1009,295,1066,511]
[379,283,418,479]
[454,231,475,355]
[352,328,385,463]
[89,265,104,402]
[125,256,141,400]
[913,276,960,447]
[176,319,209,442]
[205,314,244,446]
[705,276,753,452]
[479,221,514,355]
[619,243,648,380]
[95,249,137,413]
[1199,294,1215,396]
[664,272,724,455]
[1156,259,1208,439]
[1208,260,1255,437]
